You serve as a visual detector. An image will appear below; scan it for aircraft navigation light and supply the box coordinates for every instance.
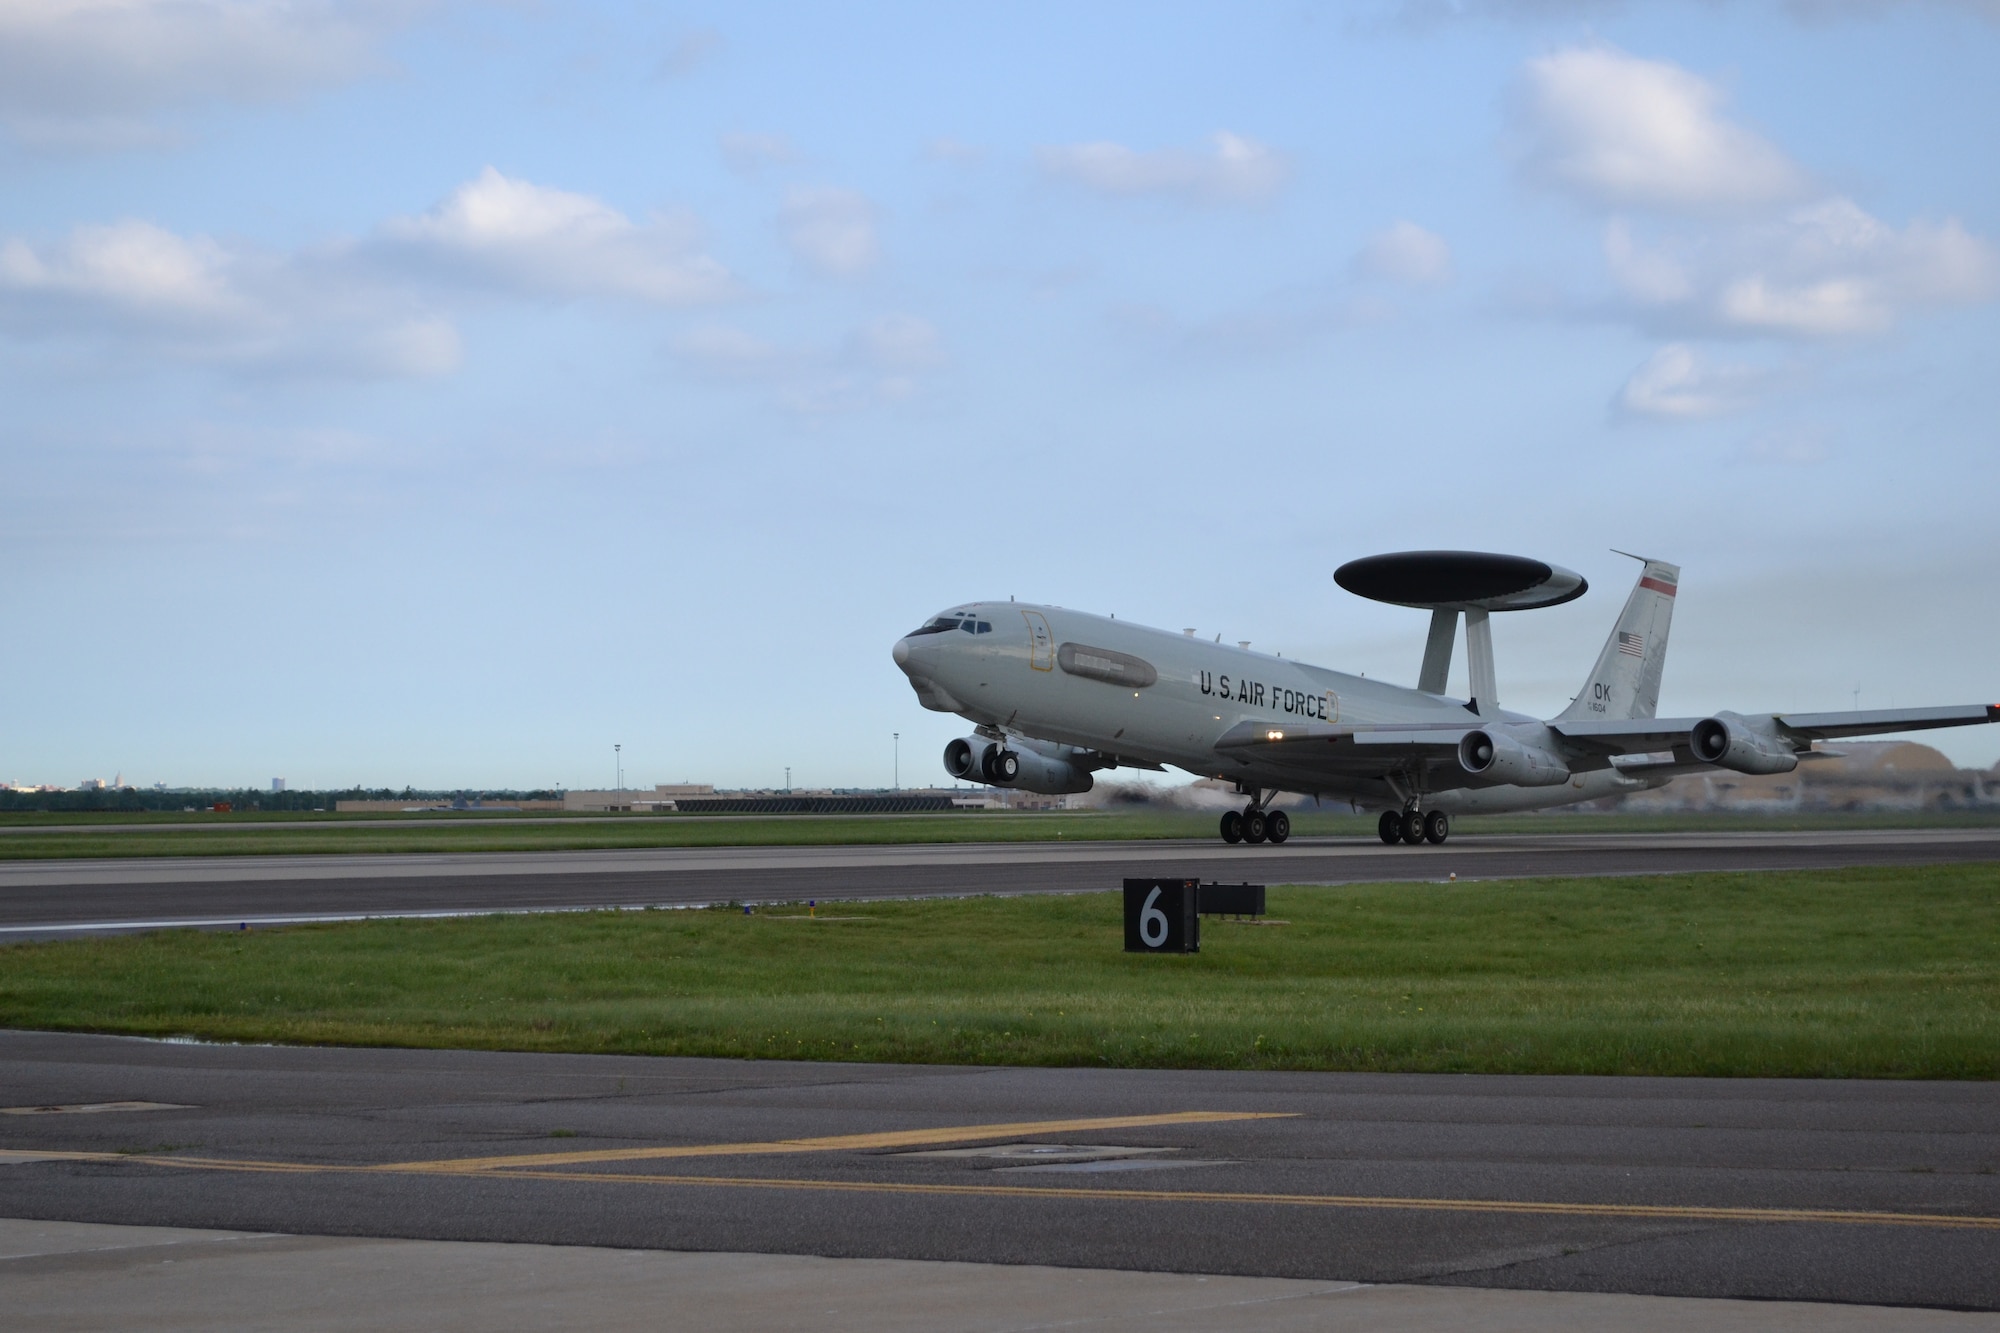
[1266,730,1285,741]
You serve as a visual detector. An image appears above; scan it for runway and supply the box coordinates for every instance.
[0,827,1995,936]
[2,1031,1995,1311]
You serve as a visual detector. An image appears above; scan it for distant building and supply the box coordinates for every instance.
[1614,741,1994,813]
[562,784,710,812]
[334,798,564,813]
[271,778,286,792]
[559,783,1068,813]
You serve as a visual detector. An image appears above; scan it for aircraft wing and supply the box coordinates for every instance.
[1549,704,1999,756]
[1211,719,1476,786]
[1211,704,1996,787]
[1212,720,1470,753]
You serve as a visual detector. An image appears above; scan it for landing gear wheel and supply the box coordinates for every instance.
[1378,811,1403,845]
[1220,810,1244,844]
[1265,810,1290,844]
[993,750,1020,782]
[1400,810,1426,845]
[1242,809,1269,844]
[1424,810,1450,846]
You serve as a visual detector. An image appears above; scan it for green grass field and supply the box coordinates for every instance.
[4,864,1994,1078]
[2,808,1996,861]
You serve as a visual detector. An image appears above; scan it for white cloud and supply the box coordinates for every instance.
[379,167,734,304]
[849,313,943,370]
[1507,46,2000,345]
[1616,343,1774,418]
[1604,201,1998,338]
[0,0,414,150]
[1037,132,1286,203]
[719,131,795,172]
[0,169,747,378]
[1516,46,1810,214]
[656,28,721,79]
[670,313,944,412]
[923,136,984,165]
[670,325,789,378]
[1740,423,1832,464]
[1353,221,1453,285]
[0,218,458,378]
[1374,0,2000,22]
[780,187,878,277]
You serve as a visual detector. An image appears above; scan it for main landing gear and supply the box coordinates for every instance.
[1377,809,1449,846]
[1219,803,1290,846]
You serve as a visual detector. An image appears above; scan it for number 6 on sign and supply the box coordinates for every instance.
[1123,878,1199,953]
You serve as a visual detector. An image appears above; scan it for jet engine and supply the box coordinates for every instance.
[1689,712,1799,775]
[1457,726,1570,787]
[943,736,1095,795]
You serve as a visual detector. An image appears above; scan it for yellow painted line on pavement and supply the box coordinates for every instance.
[0,1149,129,1164]
[380,1110,1295,1173]
[22,1144,2000,1233]
[470,1168,2000,1232]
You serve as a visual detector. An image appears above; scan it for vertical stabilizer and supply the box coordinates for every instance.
[1559,556,1679,721]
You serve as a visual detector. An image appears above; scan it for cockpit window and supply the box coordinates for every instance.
[959,620,976,633]
[976,621,992,633]
[907,617,962,636]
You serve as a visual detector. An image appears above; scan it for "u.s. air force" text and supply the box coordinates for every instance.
[1198,671,1330,720]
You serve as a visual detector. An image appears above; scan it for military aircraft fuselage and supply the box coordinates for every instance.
[892,601,1640,814]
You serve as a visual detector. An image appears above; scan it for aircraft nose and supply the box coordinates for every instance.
[892,637,912,670]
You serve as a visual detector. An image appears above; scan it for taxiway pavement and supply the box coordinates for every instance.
[2,1032,1995,1311]
[0,827,1995,937]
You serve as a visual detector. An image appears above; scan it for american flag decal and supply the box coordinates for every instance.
[1617,631,1645,657]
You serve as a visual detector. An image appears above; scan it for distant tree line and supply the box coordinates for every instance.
[0,788,564,814]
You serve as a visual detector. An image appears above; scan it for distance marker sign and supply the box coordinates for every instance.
[1124,878,1200,953]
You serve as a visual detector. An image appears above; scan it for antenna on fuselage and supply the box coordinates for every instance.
[1333,550,1588,716]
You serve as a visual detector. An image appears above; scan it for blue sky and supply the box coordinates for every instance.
[4,0,1997,790]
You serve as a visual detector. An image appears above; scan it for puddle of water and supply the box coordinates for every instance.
[897,1142,1172,1165]
[1,1101,193,1116]
[999,1158,1236,1175]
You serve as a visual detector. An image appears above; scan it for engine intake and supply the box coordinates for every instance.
[1458,727,1570,787]
[944,736,1095,795]
[1690,713,1798,775]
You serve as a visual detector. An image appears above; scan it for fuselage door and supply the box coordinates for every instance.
[1323,691,1340,724]
[1022,610,1054,671]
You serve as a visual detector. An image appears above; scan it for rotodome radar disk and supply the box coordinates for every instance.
[1334,551,1587,611]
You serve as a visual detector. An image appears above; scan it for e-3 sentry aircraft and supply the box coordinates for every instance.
[891,550,1998,847]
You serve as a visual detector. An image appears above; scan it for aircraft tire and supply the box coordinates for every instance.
[1424,810,1449,845]
[1400,810,1426,845]
[1242,809,1269,844]
[1220,810,1243,844]
[993,750,1020,782]
[1377,811,1402,844]
[1266,810,1290,844]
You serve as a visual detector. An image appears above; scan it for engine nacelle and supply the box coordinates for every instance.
[942,736,1000,782]
[1690,712,1799,775]
[943,735,1095,795]
[1458,727,1570,787]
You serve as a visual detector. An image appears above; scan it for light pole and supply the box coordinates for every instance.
[893,732,900,791]
[614,743,621,793]
[785,766,791,793]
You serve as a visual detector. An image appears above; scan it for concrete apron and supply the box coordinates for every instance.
[4,1218,1990,1332]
